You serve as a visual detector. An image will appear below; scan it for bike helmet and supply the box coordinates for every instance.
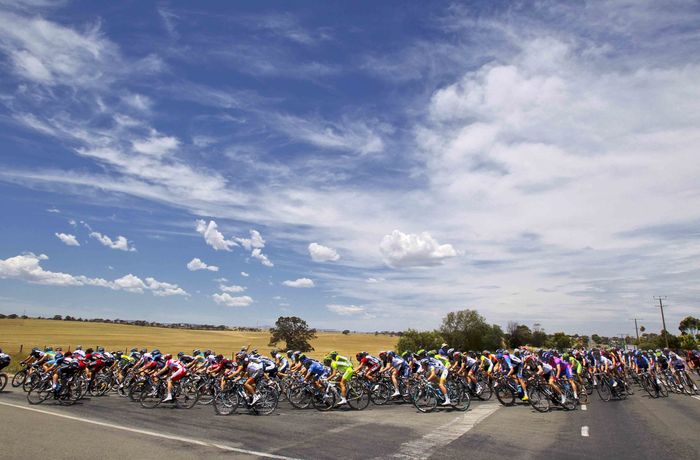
[401,351,411,359]
[151,349,161,356]
[163,354,172,360]
[298,353,307,362]
[482,350,490,356]
[130,348,138,353]
[86,348,94,354]
[378,351,387,360]
[453,351,462,359]
[45,346,53,352]
[323,358,332,366]
[387,351,396,358]
[75,345,82,350]
[416,349,427,358]
[193,349,201,355]
[140,348,147,354]
[356,351,367,361]
[97,346,105,353]
[328,351,338,360]
[427,350,436,358]
[286,350,294,358]
[177,352,185,358]
[513,349,521,357]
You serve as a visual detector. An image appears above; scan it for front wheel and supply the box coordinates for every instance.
[11,369,27,388]
[528,387,550,413]
[495,383,515,406]
[596,380,612,402]
[213,389,239,415]
[370,382,391,405]
[411,385,437,413]
[140,383,164,409]
[451,387,471,412]
[346,381,370,410]
[253,386,279,416]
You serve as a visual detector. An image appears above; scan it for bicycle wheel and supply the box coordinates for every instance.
[288,384,312,409]
[624,380,635,396]
[140,382,164,409]
[451,387,471,412]
[11,369,27,388]
[312,388,336,411]
[577,383,589,404]
[495,383,515,406]
[197,382,215,405]
[562,386,577,411]
[129,379,146,402]
[175,381,200,409]
[90,374,111,397]
[27,380,52,405]
[596,380,612,401]
[254,386,279,415]
[346,380,370,410]
[475,375,492,400]
[370,382,391,405]
[213,389,239,415]
[528,387,550,412]
[57,379,81,406]
[411,385,437,413]
[24,372,41,392]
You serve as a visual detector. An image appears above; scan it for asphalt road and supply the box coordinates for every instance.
[0,386,698,459]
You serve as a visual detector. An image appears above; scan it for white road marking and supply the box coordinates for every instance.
[389,402,500,459]
[581,404,587,411]
[0,401,299,460]
[581,426,589,437]
[692,395,700,402]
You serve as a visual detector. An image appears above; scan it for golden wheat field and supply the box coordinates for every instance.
[0,319,398,362]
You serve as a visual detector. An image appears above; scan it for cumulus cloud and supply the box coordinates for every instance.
[55,232,79,246]
[186,257,219,272]
[236,229,265,250]
[219,284,246,293]
[308,242,340,262]
[0,252,187,296]
[326,304,365,315]
[379,230,457,268]
[212,292,253,307]
[241,271,249,277]
[89,231,136,252]
[283,277,315,288]
[195,219,237,251]
[251,248,273,267]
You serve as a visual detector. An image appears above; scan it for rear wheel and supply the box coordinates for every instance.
[451,387,471,412]
[312,388,336,411]
[475,375,492,400]
[254,386,279,415]
[287,384,312,409]
[27,380,52,405]
[175,380,199,409]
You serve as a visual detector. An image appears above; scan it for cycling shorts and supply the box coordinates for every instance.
[170,368,187,382]
[564,367,573,379]
[367,363,381,374]
[341,367,354,381]
[437,368,448,380]
[247,367,264,382]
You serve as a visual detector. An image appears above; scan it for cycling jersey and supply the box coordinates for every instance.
[331,355,354,381]
[361,355,382,372]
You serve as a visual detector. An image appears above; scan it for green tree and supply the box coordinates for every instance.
[531,329,548,347]
[439,309,490,351]
[397,329,444,354]
[268,316,317,352]
[591,334,602,344]
[507,322,533,348]
[483,324,506,350]
[546,332,572,350]
[679,316,700,336]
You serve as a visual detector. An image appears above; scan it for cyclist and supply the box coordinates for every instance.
[551,352,577,400]
[385,351,407,397]
[51,351,79,391]
[325,351,353,406]
[509,349,529,402]
[227,351,264,405]
[537,353,566,405]
[0,349,10,372]
[271,349,290,376]
[155,354,187,402]
[355,351,382,386]
[420,351,450,405]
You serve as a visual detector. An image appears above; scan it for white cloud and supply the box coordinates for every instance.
[195,219,237,251]
[219,284,246,293]
[89,231,136,252]
[46,207,60,213]
[212,292,253,307]
[186,257,219,272]
[251,248,274,267]
[327,304,365,315]
[122,93,152,111]
[0,253,187,296]
[283,277,315,288]
[308,242,340,262]
[366,277,384,283]
[68,219,77,227]
[132,133,179,157]
[55,232,79,246]
[274,114,385,155]
[379,230,457,268]
[241,272,249,277]
[236,229,265,250]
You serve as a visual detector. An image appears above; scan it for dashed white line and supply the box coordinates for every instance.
[0,400,299,460]
[581,426,589,437]
[389,402,500,459]
[581,404,587,411]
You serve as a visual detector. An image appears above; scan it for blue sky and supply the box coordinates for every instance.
[1,0,699,335]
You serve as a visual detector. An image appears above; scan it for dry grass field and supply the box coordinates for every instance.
[0,319,398,371]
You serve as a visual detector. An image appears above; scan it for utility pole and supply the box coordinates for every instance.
[654,296,669,348]
[630,318,643,346]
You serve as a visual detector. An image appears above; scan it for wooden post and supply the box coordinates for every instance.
[20,344,23,353]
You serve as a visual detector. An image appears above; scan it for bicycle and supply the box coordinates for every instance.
[139,376,199,409]
[213,378,278,415]
[410,376,470,413]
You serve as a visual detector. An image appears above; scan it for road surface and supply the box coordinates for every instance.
[0,387,698,459]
